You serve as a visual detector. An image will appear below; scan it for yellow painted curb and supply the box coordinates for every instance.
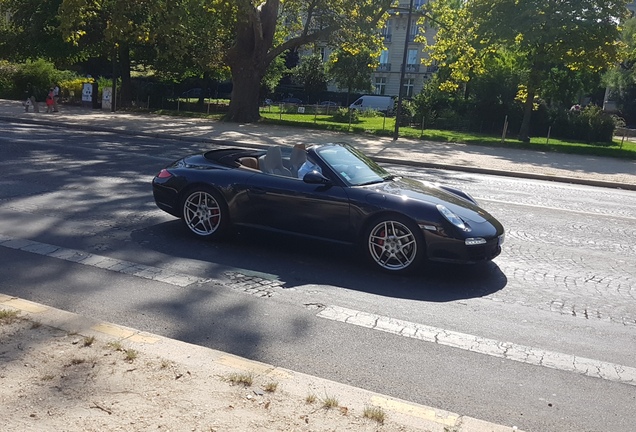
[371,396,459,427]
[1,297,48,314]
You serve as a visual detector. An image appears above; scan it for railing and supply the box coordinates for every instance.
[377,63,392,71]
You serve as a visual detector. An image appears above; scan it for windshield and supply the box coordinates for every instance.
[315,144,391,186]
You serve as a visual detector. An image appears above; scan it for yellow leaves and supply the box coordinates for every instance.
[515,84,539,110]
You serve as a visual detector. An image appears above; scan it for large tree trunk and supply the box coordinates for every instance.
[225,0,279,123]
[225,62,265,122]
[518,63,541,143]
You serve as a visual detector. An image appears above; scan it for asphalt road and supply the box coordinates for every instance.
[1,123,635,432]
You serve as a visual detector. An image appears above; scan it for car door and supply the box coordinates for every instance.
[243,172,351,242]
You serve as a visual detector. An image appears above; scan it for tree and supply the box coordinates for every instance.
[0,0,77,64]
[424,0,628,142]
[326,47,375,105]
[58,0,157,106]
[146,0,233,83]
[225,0,393,123]
[291,53,327,103]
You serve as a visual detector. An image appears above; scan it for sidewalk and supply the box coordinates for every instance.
[1,295,523,432]
[1,99,635,190]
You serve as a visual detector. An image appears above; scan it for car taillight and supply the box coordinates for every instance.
[156,169,172,179]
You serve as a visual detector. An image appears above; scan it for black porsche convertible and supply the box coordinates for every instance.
[152,143,505,274]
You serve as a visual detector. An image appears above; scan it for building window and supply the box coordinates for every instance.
[408,22,419,41]
[320,47,326,61]
[406,49,420,72]
[381,19,392,42]
[375,77,386,95]
[378,50,390,71]
[403,78,415,97]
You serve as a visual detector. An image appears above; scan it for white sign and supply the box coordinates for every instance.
[102,87,112,110]
[82,83,93,103]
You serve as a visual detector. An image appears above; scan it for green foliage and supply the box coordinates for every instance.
[13,59,66,100]
[291,54,328,104]
[549,105,620,143]
[424,0,628,140]
[326,47,375,95]
[331,107,358,123]
[0,61,19,98]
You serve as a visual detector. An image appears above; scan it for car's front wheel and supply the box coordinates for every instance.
[364,215,424,274]
[181,187,229,239]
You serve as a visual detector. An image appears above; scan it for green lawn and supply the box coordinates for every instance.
[259,109,636,160]
[149,106,636,160]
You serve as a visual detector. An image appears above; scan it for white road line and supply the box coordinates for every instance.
[0,235,207,287]
[317,305,636,387]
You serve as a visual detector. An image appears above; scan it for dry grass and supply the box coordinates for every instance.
[322,395,339,409]
[83,336,95,347]
[124,349,138,362]
[0,309,20,324]
[264,382,278,393]
[363,406,385,424]
[225,372,254,387]
[305,393,317,404]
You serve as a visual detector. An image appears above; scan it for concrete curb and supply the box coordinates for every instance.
[2,114,635,191]
[0,294,523,432]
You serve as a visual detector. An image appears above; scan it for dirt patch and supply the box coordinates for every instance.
[0,316,415,431]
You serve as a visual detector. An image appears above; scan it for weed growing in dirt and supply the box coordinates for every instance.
[225,372,254,387]
[83,336,95,347]
[124,349,138,362]
[107,341,123,351]
[264,382,278,393]
[322,395,339,409]
[363,406,385,424]
[0,309,20,323]
[305,394,317,404]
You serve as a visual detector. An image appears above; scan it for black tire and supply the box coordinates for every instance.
[363,215,424,274]
[180,187,229,239]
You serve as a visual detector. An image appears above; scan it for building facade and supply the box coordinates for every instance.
[314,0,435,99]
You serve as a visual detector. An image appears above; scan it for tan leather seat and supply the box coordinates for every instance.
[261,146,292,176]
[238,157,258,170]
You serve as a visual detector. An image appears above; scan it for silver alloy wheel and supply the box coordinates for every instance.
[367,220,418,271]
[183,190,222,236]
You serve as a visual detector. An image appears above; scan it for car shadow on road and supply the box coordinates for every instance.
[133,220,508,303]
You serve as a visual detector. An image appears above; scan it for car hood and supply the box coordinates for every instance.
[363,177,493,223]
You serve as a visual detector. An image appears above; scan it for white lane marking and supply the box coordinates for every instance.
[317,305,636,387]
[0,235,207,287]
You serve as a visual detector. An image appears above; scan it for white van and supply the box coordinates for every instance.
[349,95,394,113]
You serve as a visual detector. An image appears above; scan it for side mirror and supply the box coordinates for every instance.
[303,171,331,185]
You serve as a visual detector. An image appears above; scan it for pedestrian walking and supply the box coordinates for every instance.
[53,84,60,112]
[45,88,55,113]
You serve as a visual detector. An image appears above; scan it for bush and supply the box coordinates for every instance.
[331,107,358,123]
[0,61,19,98]
[2,59,80,101]
[59,77,93,103]
[548,105,617,143]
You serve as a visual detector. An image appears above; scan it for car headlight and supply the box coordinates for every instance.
[437,204,467,231]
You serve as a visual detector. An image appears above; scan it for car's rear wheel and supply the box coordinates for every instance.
[181,187,228,239]
[364,215,424,274]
